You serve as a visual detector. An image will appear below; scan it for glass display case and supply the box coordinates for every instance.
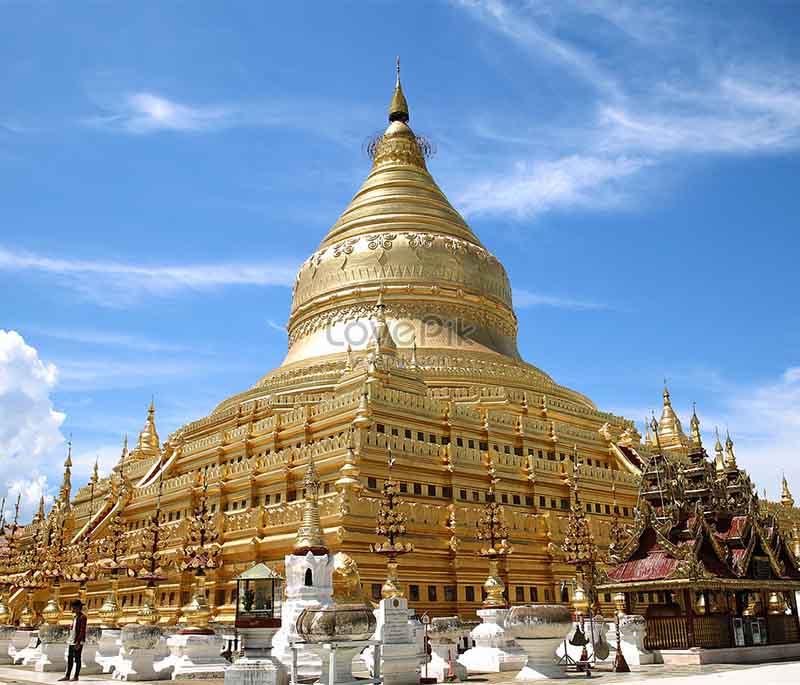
[234,562,283,629]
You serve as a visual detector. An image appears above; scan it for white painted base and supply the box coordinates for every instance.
[9,630,42,666]
[167,632,228,679]
[658,642,800,665]
[225,655,288,685]
[315,644,363,685]
[78,640,103,675]
[427,644,467,682]
[458,609,527,674]
[381,643,420,685]
[225,627,287,685]
[112,645,172,681]
[35,640,67,673]
[96,629,122,673]
[606,616,654,667]
[8,630,35,665]
[0,637,12,665]
[363,598,419,685]
[514,636,570,680]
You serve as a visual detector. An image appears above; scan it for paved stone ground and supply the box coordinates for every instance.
[1,662,800,685]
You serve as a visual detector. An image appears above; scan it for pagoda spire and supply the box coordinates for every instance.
[293,457,327,556]
[689,402,703,449]
[132,398,160,459]
[714,427,725,473]
[657,382,687,448]
[781,474,795,508]
[724,429,737,468]
[388,56,409,123]
[36,495,45,522]
[59,438,73,505]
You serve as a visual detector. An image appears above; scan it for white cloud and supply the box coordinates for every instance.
[456,155,649,218]
[454,0,621,96]
[87,92,236,134]
[0,330,66,519]
[266,319,288,334]
[514,288,607,311]
[0,246,298,307]
[24,326,189,353]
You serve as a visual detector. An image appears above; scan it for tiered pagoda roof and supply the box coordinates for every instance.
[602,413,800,591]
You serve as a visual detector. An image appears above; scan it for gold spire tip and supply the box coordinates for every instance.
[388,57,409,123]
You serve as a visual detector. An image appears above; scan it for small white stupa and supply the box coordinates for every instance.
[272,458,334,678]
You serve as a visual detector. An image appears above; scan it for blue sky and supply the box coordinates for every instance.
[1,1,799,518]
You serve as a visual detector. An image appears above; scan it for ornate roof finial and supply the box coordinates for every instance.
[389,56,409,123]
[60,437,73,504]
[663,381,671,406]
[714,427,725,473]
[689,402,703,448]
[91,457,99,485]
[294,457,327,556]
[781,474,795,508]
[36,495,45,521]
[724,429,737,468]
[133,399,160,460]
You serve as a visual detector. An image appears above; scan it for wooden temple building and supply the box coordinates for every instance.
[599,415,800,651]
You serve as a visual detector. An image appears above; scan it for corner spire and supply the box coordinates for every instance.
[60,438,73,504]
[781,474,795,508]
[689,402,702,449]
[132,399,160,459]
[293,457,328,556]
[388,56,409,123]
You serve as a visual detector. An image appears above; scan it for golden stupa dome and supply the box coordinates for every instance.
[283,63,517,366]
[130,399,160,459]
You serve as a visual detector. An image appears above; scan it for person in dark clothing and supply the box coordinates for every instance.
[59,599,87,681]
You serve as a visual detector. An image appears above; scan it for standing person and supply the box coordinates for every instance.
[59,599,87,681]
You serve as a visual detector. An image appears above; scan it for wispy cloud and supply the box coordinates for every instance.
[454,0,621,96]
[83,90,373,146]
[266,319,287,334]
[451,1,800,219]
[0,246,298,307]
[514,288,608,311]
[86,92,235,134]
[456,155,649,218]
[23,326,189,353]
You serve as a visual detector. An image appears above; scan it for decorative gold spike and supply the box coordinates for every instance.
[294,457,327,555]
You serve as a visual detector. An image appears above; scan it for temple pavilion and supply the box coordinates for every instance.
[598,413,800,650]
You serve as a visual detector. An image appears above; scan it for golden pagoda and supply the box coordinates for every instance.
[3,64,799,627]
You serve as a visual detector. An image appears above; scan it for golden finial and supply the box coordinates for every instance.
[36,494,45,521]
[388,56,409,123]
[663,381,671,406]
[91,457,99,485]
[781,474,795,508]
[294,457,327,556]
[724,429,737,468]
[690,402,702,448]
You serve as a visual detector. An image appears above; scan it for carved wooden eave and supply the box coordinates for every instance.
[751,521,786,578]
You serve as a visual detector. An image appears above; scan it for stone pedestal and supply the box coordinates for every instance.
[555,617,608,663]
[112,624,172,681]
[364,598,419,685]
[167,631,228,679]
[271,550,334,678]
[458,608,526,674]
[606,615,654,667]
[0,626,16,665]
[225,627,287,685]
[314,642,370,685]
[426,618,469,683]
[96,628,123,673]
[11,629,40,665]
[35,624,70,672]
